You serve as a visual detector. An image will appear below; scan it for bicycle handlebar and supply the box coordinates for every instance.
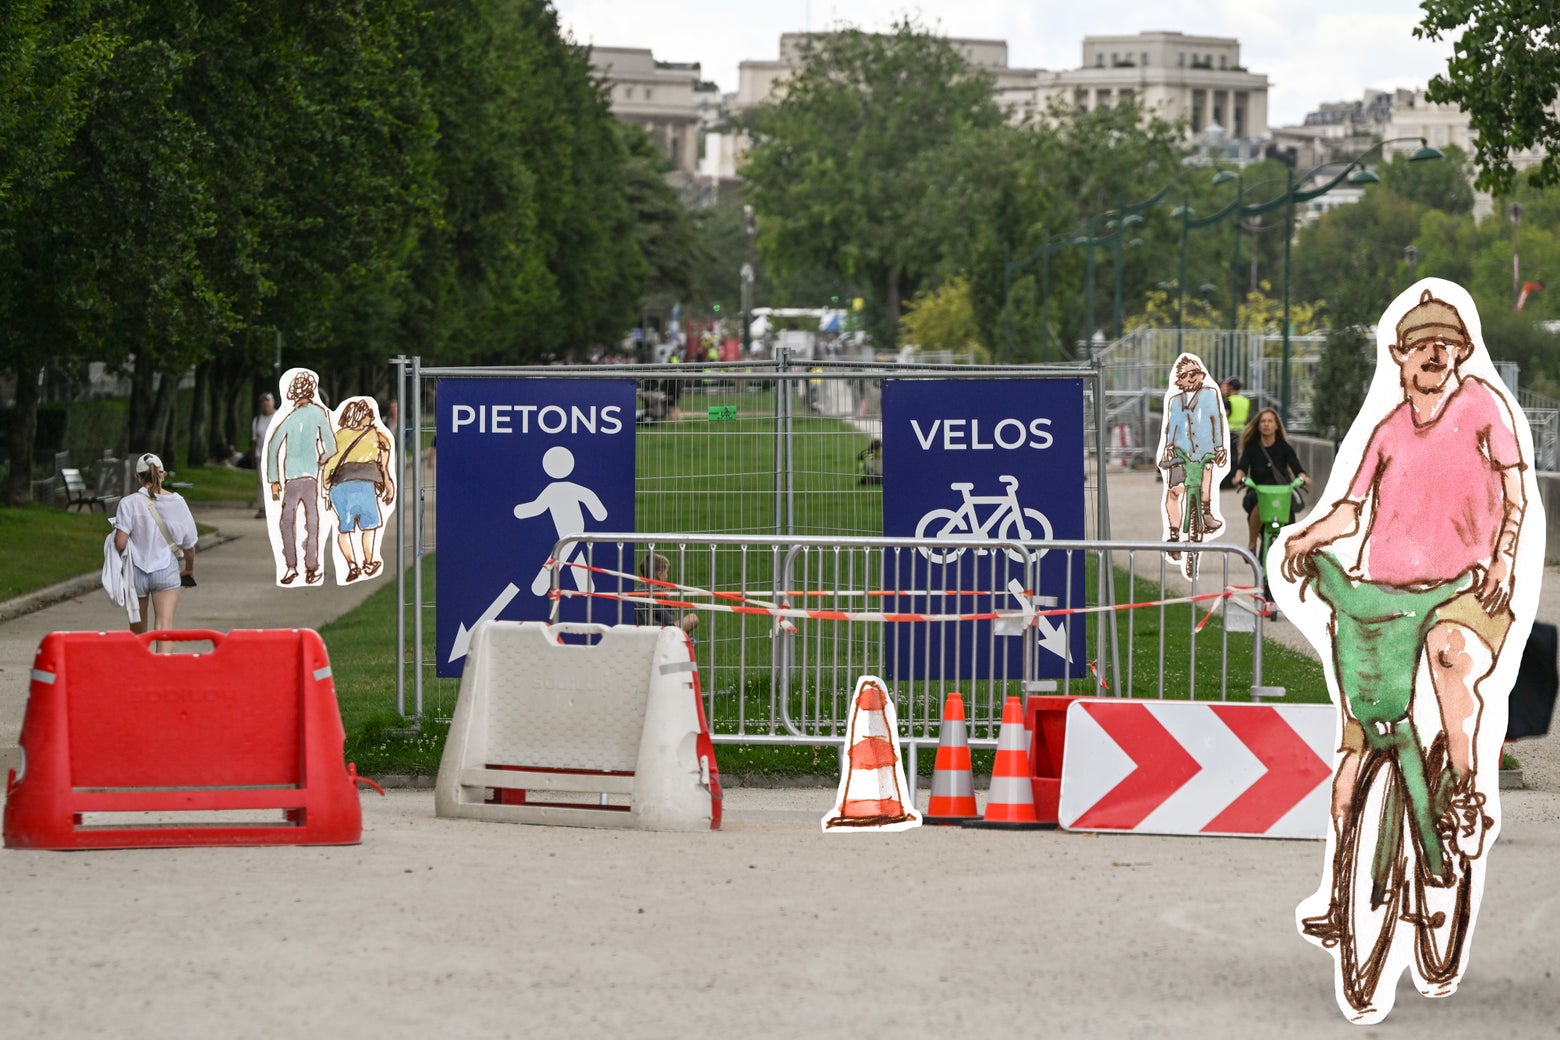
[1242,476,1307,491]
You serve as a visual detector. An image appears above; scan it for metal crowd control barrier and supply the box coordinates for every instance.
[544,532,1273,780]
[389,354,1115,722]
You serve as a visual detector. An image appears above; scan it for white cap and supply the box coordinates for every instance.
[135,452,164,475]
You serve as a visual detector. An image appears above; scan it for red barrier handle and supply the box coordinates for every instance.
[138,629,226,648]
[547,621,611,636]
[348,763,386,796]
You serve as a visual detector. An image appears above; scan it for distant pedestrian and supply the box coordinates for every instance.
[1220,379,1250,488]
[250,392,277,516]
[113,453,198,651]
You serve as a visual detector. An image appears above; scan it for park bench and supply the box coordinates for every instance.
[59,468,108,512]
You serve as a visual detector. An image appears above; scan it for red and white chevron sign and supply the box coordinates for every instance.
[1057,700,1334,839]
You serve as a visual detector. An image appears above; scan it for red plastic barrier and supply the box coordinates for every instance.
[4,629,365,850]
[1026,695,1080,825]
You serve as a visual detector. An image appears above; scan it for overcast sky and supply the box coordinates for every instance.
[554,1,1456,128]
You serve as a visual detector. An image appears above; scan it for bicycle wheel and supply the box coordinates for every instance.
[997,507,1053,562]
[1409,738,1477,992]
[915,508,966,564]
[1335,750,1406,1017]
[1181,494,1203,581]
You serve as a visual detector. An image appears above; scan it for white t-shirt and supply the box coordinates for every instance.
[112,489,198,572]
[253,410,276,449]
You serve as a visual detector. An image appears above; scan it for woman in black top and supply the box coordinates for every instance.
[1230,408,1311,551]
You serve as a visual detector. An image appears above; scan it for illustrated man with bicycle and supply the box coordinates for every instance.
[1282,287,1526,862]
[1273,284,1544,1023]
[1159,353,1227,559]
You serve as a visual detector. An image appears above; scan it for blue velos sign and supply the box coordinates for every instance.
[435,379,635,676]
[882,378,1086,680]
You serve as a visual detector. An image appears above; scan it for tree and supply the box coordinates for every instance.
[0,2,118,504]
[1381,144,1475,215]
[741,20,1004,345]
[1310,325,1374,440]
[1416,1,1560,192]
[898,276,986,361]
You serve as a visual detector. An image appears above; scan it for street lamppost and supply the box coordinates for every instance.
[1170,169,1242,352]
[1238,137,1442,425]
[741,204,757,356]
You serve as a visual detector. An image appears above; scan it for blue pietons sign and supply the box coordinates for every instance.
[882,378,1086,680]
[435,379,635,676]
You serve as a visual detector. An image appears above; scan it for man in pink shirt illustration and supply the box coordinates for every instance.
[1282,288,1526,858]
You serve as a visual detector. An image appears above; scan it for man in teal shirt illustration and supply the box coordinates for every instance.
[266,370,336,585]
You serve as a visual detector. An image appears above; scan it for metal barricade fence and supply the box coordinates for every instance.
[544,533,1272,765]
[390,355,1115,720]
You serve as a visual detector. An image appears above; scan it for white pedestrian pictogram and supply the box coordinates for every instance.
[513,445,608,596]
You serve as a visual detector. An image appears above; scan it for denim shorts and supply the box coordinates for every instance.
[133,558,181,597]
[329,480,382,533]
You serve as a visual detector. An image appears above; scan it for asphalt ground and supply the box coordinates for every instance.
[1,471,1557,1037]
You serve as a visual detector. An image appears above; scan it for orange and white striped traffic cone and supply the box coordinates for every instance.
[964,695,1048,830]
[925,692,978,825]
[822,675,921,833]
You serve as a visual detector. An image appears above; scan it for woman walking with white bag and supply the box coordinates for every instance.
[112,453,198,651]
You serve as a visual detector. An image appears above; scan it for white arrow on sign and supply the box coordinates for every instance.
[1006,578,1071,664]
[449,582,521,663]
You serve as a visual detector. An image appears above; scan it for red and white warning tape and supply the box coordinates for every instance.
[541,559,1263,628]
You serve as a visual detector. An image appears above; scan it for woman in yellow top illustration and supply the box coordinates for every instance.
[323,397,396,582]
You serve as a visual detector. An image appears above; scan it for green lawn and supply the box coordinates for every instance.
[0,506,119,600]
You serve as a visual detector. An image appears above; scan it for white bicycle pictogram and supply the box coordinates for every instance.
[913,475,1052,563]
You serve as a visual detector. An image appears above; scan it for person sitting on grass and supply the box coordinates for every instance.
[634,553,699,634]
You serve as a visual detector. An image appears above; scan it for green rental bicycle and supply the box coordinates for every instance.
[1244,475,1307,604]
[1294,551,1485,1019]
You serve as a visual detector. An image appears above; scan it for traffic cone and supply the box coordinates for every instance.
[822,675,922,833]
[964,695,1048,830]
[925,692,978,825]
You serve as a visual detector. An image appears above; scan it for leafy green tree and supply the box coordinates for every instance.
[1381,144,1475,215]
[0,2,119,503]
[898,276,987,361]
[1293,189,1427,326]
[620,125,713,307]
[741,20,1004,345]
[1417,1,1560,192]
[1310,325,1374,440]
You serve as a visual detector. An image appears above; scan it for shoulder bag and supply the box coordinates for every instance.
[326,427,382,490]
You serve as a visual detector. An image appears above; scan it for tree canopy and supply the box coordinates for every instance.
[1,0,703,503]
[740,20,1005,345]
[1417,1,1560,192]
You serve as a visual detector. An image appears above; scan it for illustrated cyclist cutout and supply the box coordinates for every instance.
[1272,279,1543,1024]
[1155,352,1229,577]
[514,445,609,596]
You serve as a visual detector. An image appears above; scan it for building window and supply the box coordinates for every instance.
[1142,52,1149,66]
[1119,88,1134,103]
[644,88,653,100]
[1096,53,1104,68]
[1096,88,1112,108]
[1234,92,1248,137]
[1111,52,1118,64]
[1177,52,1185,67]
[1220,55,1228,70]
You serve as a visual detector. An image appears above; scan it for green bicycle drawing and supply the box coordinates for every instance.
[1167,448,1218,579]
[1290,551,1485,1021]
